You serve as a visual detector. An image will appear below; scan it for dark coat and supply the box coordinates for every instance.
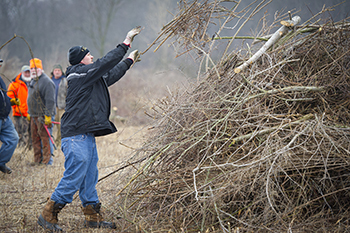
[0,76,11,120]
[27,73,56,117]
[61,43,132,138]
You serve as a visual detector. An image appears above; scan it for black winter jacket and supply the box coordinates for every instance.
[61,43,132,138]
[0,76,11,120]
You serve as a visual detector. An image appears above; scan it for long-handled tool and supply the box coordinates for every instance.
[42,120,60,150]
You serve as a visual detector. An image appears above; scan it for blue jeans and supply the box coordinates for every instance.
[51,133,99,206]
[0,117,19,165]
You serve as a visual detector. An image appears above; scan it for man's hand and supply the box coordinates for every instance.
[127,50,141,63]
[44,115,52,128]
[10,98,20,106]
[123,26,142,46]
[127,26,142,41]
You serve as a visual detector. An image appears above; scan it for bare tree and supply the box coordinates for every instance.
[144,0,178,68]
[78,0,125,57]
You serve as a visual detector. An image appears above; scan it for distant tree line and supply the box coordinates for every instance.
[0,0,348,72]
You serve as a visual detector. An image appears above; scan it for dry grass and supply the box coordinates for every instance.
[2,1,350,233]
[0,124,148,232]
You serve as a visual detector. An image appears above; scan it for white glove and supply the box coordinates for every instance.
[127,50,140,63]
[123,26,142,46]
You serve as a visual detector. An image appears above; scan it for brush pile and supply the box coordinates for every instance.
[113,1,350,232]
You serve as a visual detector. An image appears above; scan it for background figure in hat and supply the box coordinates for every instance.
[7,65,32,148]
[50,64,67,146]
[37,26,142,232]
[0,59,19,174]
[27,58,55,165]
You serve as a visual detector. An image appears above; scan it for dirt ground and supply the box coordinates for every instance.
[0,123,148,233]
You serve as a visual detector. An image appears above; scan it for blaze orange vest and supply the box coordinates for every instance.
[7,73,29,117]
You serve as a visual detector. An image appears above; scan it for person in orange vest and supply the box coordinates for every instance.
[7,65,31,147]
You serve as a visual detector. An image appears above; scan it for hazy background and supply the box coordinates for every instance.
[0,0,349,123]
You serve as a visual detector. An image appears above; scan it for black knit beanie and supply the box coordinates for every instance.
[68,46,90,65]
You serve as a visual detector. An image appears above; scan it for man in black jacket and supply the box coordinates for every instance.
[0,59,19,174]
[37,27,141,232]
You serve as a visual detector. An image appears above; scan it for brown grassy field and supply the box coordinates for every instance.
[0,123,148,233]
[2,2,350,232]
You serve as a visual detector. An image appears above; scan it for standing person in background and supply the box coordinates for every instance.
[37,26,141,232]
[7,65,31,148]
[27,58,56,165]
[0,59,19,174]
[50,64,67,146]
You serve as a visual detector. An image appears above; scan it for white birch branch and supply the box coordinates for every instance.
[234,15,301,74]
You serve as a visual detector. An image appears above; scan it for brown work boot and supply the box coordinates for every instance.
[37,199,66,232]
[82,203,116,229]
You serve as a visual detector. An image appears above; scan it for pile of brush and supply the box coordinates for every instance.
[111,1,350,232]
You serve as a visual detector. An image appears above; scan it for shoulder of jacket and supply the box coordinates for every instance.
[41,73,53,81]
